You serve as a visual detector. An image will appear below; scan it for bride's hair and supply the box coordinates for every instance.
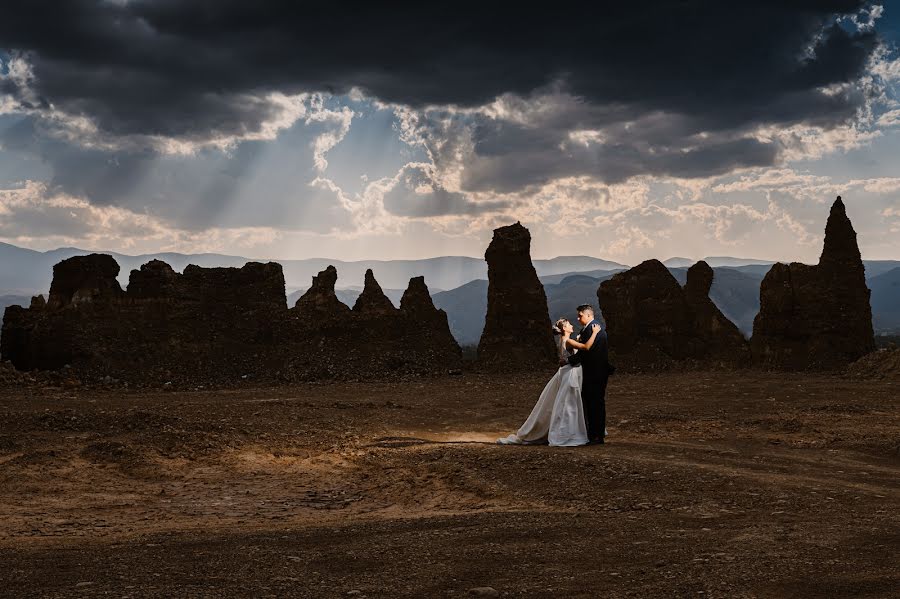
[552,318,570,336]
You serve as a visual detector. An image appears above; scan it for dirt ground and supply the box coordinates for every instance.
[0,370,898,598]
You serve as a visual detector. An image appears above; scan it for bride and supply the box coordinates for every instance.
[497,318,601,447]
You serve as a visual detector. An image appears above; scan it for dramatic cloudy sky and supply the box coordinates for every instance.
[1,1,899,263]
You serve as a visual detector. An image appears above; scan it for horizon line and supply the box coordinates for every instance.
[4,240,900,265]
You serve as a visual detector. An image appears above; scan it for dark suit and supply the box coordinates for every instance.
[567,319,611,441]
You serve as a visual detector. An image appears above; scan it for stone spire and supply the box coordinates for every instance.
[478,222,556,366]
[294,265,351,315]
[400,276,437,313]
[352,269,396,314]
[751,196,875,369]
[819,196,866,279]
[684,260,714,300]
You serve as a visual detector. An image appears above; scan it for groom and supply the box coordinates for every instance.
[562,304,612,444]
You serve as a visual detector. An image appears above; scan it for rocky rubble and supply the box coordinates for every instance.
[845,348,900,380]
[0,361,32,388]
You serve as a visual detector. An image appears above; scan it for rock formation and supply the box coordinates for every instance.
[2,257,461,385]
[399,276,434,315]
[127,260,182,300]
[293,265,351,318]
[0,305,45,371]
[47,254,124,309]
[353,269,397,315]
[751,197,875,369]
[399,276,462,363]
[287,269,460,378]
[128,260,286,308]
[684,261,749,361]
[477,222,557,366]
[597,259,748,369]
[178,262,286,309]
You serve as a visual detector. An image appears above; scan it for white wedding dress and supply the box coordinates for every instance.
[497,337,589,447]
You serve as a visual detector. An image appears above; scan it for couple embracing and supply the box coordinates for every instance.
[498,304,614,447]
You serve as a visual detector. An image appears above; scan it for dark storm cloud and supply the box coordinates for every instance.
[462,124,778,193]
[0,0,881,140]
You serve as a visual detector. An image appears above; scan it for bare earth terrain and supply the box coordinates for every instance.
[0,371,898,598]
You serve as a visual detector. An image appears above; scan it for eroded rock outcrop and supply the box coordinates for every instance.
[751,197,875,369]
[293,265,350,318]
[179,262,286,309]
[597,259,748,369]
[127,260,181,300]
[2,257,461,384]
[399,276,434,314]
[286,268,460,378]
[399,276,461,363]
[128,260,286,309]
[684,261,749,361]
[47,254,124,309]
[353,269,397,315]
[477,222,556,366]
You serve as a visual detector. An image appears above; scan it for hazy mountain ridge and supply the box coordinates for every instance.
[0,242,625,297]
[663,256,775,268]
[869,267,900,333]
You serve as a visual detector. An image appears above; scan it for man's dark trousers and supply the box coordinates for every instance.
[582,377,607,441]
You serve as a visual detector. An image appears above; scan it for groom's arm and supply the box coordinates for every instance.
[566,330,588,366]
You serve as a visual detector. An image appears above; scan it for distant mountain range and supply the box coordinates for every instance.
[663,256,775,268]
[0,242,627,297]
[2,242,898,342]
[870,267,900,334]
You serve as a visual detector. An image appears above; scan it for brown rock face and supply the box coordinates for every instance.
[684,261,714,300]
[2,255,461,383]
[293,265,351,317]
[47,254,124,309]
[597,259,748,370]
[288,269,460,378]
[179,262,286,309]
[127,260,180,300]
[353,269,397,315]
[684,261,749,362]
[399,276,462,363]
[751,197,875,369]
[477,222,556,366]
[399,276,433,314]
